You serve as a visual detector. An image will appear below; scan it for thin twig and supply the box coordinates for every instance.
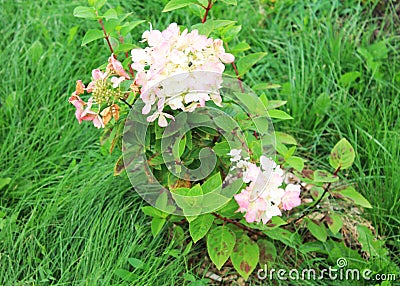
[119,97,132,108]
[97,12,114,55]
[202,0,213,23]
[212,212,267,238]
[293,166,341,224]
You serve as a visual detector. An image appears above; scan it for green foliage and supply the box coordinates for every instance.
[206,226,236,270]
[329,138,355,170]
[231,234,259,280]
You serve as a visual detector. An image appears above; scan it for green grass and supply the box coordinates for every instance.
[0,0,399,285]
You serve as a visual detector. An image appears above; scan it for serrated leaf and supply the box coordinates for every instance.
[268,109,293,120]
[73,6,97,20]
[329,138,355,170]
[305,218,327,242]
[163,0,199,12]
[189,214,215,243]
[236,52,267,76]
[231,234,259,280]
[313,170,339,183]
[81,29,104,46]
[325,213,343,235]
[151,217,166,237]
[207,226,236,270]
[335,186,372,208]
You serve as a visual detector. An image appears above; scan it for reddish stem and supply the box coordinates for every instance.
[97,14,114,55]
[212,212,266,238]
[118,32,135,78]
[202,0,213,23]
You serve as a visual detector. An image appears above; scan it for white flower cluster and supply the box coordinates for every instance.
[131,23,234,127]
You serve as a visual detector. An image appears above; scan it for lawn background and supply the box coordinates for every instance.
[0,0,399,285]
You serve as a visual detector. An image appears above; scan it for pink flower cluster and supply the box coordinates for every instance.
[68,55,127,128]
[131,23,235,127]
[229,150,301,224]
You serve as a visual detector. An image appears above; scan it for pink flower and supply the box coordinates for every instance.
[68,94,85,123]
[146,111,175,127]
[111,76,125,88]
[281,184,301,211]
[80,97,104,128]
[109,55,130,79]
[92,69,106,80]
[242,162,261,184]
[234,187,267,223]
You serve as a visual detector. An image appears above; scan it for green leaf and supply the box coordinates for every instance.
[73,6,97,20]
[81,29,104,46]
[151,217,166,237]
[267,100,287,110]
[0,178,11,190]
[274,132,297,145]
[257,239,277,266]
[114,43,139,54]
[313,169,339,183]
[325,213,343,235]
[357,225,387,257]
[221,25,241,42]
[127,258,144,269]
[163,0,199,12]
[219,0,237,5]
[114,269,137,282]
[231,234,259,280]
[329,138,355,170]
[264,228,300,247]
[88,0,107,10]
[268,109,293,120]
[335,186,372,208]
[202,172,222,194]
[189,214,215,243]
[172,185,203,216]
[229,42,251,54]
[236,52,267,76]
[339,71,361,86]
[253,83,281,91]
[192,20,236,37]
[286,156,304,172]
[141,206,166,218]
[206,226,236,270]
[305,218,327,242]
[103,8,118,20]
[212,141,230,156]
[120,20,146,36]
